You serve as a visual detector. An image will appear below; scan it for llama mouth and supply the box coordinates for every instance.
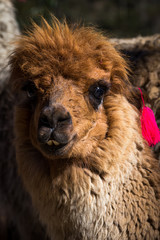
[42,134,77,156]
[46,140,60,146]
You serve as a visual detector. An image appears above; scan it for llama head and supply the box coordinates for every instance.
[10,18,142,163]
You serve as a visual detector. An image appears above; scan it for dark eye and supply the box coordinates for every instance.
[89,80,110,110]
[93,86,105,99]
[22,82,37,98]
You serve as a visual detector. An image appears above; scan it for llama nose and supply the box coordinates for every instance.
[39,105,72,129]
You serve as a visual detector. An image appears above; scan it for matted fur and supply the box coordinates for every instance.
[10,18,160,240]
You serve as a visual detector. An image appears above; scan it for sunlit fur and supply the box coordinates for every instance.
[10,17,160,240]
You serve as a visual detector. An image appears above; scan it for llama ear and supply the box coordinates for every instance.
[124,85,145,111]
[109,71,144,111]
[9,64,24,94]
[9,66,27,105]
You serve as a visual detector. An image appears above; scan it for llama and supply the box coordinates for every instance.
[9,18,160,240]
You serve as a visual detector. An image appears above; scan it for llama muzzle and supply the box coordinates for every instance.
[37,103,76,156]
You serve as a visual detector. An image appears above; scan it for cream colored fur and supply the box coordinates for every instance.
[10,19,160,239]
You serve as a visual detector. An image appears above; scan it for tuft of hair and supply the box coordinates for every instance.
[9,16,142,110]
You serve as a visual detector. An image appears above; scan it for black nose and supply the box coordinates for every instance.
[39,104,72,129]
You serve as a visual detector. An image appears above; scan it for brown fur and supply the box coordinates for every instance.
[10,17,160,239]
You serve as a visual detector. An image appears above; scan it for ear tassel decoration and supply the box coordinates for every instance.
[139,88,160,146]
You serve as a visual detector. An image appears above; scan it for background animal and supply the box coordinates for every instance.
[0,0,48,239]
[7,18,160,239]
[0,88,49,240]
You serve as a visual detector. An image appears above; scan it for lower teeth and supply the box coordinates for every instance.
[52,140,60,146]
[46,140,60,146]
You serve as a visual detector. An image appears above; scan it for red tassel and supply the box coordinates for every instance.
[139,88,160,146]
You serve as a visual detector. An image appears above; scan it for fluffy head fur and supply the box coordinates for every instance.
[10,18,160,240]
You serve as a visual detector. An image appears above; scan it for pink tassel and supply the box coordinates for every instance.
[139,88,160,146]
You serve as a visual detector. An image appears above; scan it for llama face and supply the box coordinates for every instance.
[17,68,110,159]
[10,19,134,160]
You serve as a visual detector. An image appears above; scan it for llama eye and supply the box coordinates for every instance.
[89,81,110,110]
[93,87,105,99]
[22,82,37,98]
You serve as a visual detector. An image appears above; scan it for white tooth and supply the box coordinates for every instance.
[47,140,53,146]
[52,140,60,146]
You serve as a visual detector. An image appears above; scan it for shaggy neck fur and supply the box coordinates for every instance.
[10,18,160,240]
[14,94,160,240]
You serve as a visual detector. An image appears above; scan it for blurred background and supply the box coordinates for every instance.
[0,1,160,240]
[14,0,160,38]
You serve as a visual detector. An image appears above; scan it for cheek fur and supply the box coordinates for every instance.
[29,104,42,149]
[69,107,108,158]
[14,107,32,142]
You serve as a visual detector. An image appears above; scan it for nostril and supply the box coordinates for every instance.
[39,106,72,130]
[39,116,50,128]
[58,116,70,122]
[58,112,72,124]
